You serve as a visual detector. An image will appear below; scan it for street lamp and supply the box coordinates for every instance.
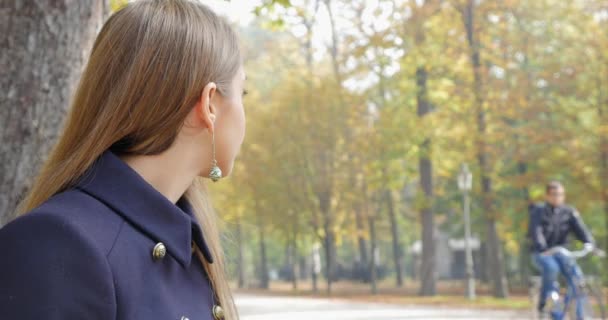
[458,163,475,300]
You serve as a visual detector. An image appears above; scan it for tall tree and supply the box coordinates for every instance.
[416,64,436,295]
[457,0,509,298]
[406,0,443,296]
[0,0,109,224]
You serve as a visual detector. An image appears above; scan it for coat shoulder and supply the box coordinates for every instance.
[528,202,545,215]
[0,189,118,319]
[562,204,577,213]
[1,188,124,256]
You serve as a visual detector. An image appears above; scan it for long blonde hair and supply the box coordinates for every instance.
[16,0,241,318]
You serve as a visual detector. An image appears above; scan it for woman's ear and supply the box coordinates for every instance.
[196,82,217,133]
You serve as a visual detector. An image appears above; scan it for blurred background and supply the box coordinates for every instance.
[1,0,607,319]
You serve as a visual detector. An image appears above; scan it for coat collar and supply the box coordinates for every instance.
[74,149,214,267]
[543,202,569,220]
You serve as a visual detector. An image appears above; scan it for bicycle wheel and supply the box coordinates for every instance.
[568,277,606,320]
[529,276,542,319]
[586,281,606,320]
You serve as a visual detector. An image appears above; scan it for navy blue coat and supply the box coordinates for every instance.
[528,202,594,253]
[0,149,220,320]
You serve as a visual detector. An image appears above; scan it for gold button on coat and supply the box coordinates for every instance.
[152,242,166,260]
[212,305,224,320]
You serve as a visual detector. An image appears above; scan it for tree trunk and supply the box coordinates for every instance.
[311,265,318,293]
[518,161,531,287]
[290,231,299,290]
[322,221,336,295]
[416,66,436,296]
[355,203,369,282]
[258,227,269,289]
[321,2,341,294]
[310,210,320,293]
[368,216,378,295]
[480,243,490,283]
[0,0,108,224]
[236,216,246,288]
[385,188,403,287]
[256,205,269,289]
[319,190,336,295]
[597,76,608,281]
[258,228,269,289]
[461,0,509,298]
[302,2,321,294]
[323,0,343,86]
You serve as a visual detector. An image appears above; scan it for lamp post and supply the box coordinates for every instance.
[458,163,475,300]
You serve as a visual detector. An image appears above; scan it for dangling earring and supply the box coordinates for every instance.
[209,130,222,182]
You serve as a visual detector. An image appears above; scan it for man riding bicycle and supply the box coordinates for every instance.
[528,181,595,317]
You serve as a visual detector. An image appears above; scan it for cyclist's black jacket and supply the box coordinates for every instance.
[528,202,594,253]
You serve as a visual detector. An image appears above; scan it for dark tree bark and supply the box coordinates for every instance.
[597,75,608,268]
[316,185,336,295]
[409,1,441,296]
[0,0,108,224]
[320,195,337,294]
[323,0,343,87]
[517,161,531,287]
[321,0,342,294]
[299,0,339,295]
[368,215,378,295]
[255,202,269,289]
[355,203,369,278]
[594,6,608,273]
[512,20,533,288]
[236,216,246,288]
[416,66,436,296]
[370,40,403,288]
[285,220,299,290]
[258,226,269,289]
[385,188,403,287]
[460,0,509,298]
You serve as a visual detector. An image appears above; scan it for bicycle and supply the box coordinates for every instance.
[529,246,606,320]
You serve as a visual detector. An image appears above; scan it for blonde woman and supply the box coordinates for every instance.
[0,1,244,319]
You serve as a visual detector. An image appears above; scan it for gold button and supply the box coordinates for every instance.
[152,242,166,260]
[212,305,224,320]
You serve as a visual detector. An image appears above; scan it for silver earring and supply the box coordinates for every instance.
[209,131,222,182]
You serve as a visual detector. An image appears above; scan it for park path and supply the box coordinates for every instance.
[236,294,529,320]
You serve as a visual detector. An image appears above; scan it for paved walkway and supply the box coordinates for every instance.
[236,294,529,320]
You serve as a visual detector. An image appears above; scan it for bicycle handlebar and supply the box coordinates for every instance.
[542,246,606,259]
